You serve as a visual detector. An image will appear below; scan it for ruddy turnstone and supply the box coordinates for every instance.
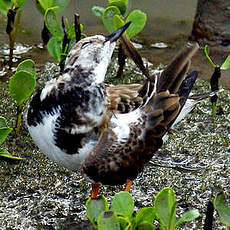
[26,22,203,197]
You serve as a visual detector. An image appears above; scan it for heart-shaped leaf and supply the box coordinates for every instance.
[53,0,71,14]
[9,70,36,106]
[45,7,64,38]
[108,0,126,16]
[0,127,12,145]
[154,187,177,229]
[92,6,105,18]
[86,196,108,227]
[102,6,120,33]
[214,192,230,227]
[47,37,62,62]
[97,211,120,230]
[125,10,146,38]
[111,191,134,218]
[136,207,155,225]
[16,59,35,76]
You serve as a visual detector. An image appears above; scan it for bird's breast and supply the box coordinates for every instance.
[27,109,98,171]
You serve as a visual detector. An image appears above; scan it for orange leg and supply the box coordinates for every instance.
[91,183,100,199]
[124,180,133,192]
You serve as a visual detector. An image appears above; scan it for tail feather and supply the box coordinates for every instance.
[157,43,199,93]
[166,71,198,130]
[189,91,216,100]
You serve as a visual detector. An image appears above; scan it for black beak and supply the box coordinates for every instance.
[104,21,131,43]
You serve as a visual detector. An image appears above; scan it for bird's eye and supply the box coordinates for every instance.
[81,41,91,48]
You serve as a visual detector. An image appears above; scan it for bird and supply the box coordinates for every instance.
[26,22,203,198]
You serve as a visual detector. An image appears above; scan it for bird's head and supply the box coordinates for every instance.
[64,22,131,84]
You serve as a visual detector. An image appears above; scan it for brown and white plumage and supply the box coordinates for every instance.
[82,43,200,185]
[27,23,202,193]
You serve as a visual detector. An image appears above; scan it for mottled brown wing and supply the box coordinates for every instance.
[106,81,154,114]
[106,83,143,113]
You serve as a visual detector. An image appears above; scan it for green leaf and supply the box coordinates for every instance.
[136,207,155,225]
[0,127,12,145]
[9,70,36,106]
[0,117,7,128]
[175,209,199,227]
[47,37,62,62]
[220,54,230,70]
[16,59,35,76]
[169,201,177,228]
[109,0,128,5]
[97,211,120,230]
[92,6,105,18]
[118,216,131,229]
[44,7,64,38]
[53,0,71,14]
[154,187,176,229]
[113,14,125,30]
[204,45,216,68]
[33,0,48,15]
[86,196,108,227]
[136,221,155,230]
[67,24,76,40]
[81,33,87,39]
[0,0,11,15]
[214,192,230,227]
[125,10,147,38]
[36,0,54,11]
[17,0,28,8]
[0,148,22,160]
[111,191,134,218]
[66,38,76,54]
[102,6,120,33]
[108,1,126,16]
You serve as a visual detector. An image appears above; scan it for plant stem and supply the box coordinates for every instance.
[210,67,221,117]
[211,101,216,117]
[204,201,214,230]
[7,7,22,69]
[15,105,22,134]
[74,13,81,43]
[41,22,51,47]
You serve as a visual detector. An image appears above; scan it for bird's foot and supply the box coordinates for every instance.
[91,183,100,199]
[124,180,133,192]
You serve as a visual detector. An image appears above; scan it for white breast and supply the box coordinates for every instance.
[27,110,96,171]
